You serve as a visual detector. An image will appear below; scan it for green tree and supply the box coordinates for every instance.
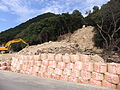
[85,6,101,26]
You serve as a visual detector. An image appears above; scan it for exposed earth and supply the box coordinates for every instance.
[19,26,101,55]
[0,54,15,61]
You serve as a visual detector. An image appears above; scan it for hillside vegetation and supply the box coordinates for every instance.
[0,10,85,45]
[0,13,56,44]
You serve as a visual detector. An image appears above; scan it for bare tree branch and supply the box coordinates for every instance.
[115,17,120,25]
[114,38,120,45]
[97,24,109,48]
[97,24,108,34]
[115,26,120,33]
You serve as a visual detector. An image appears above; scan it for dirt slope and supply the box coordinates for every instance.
[19,26,101,55]
[18,42,80,55]
[0,54,15,61]
[58,26,96,51]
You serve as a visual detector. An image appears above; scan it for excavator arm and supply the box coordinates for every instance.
[4,38,29,48]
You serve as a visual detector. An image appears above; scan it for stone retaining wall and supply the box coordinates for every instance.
[0,53,120,89]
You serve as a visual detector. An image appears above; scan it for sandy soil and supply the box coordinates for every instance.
[0,54,15,61]
[18,26,102,55]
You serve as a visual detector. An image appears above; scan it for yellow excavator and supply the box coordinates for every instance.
[0,38,29,53]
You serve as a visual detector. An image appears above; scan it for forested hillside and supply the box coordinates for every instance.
[0,13,56,44]
[0,10,85,46]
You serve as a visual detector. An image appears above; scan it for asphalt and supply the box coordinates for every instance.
[0,71,115,90]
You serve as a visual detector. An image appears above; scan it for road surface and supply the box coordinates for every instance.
[0,71,115,90]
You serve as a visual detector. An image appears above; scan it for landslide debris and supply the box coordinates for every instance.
[58,26,96,51]
[19,26,100,55]
[18,26,105,62]
[18,42,81,55]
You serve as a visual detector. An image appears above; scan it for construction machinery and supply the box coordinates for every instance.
[0,38,29,53]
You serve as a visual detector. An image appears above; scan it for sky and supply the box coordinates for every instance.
[0,0,110,32]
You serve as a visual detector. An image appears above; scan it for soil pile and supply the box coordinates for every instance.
[58,26,96,51]
[18,42,81,55]
[19,26,99,55]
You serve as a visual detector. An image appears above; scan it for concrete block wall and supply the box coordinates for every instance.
[0,53,120,89]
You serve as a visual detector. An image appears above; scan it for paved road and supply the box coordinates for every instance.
[0,71,115,90]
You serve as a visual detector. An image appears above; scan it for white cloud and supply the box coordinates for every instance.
[0,0,38,22]
[39,1,63,14]
[0,4,9,11]
[40,6,60,14]
[86,0,110,3]
[86,0,96,3]
[0,0,110,23]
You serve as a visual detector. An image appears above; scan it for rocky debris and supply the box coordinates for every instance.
[19,26,97,55]
[58,26,95,51]
[90,54,104,62]
[0,60,11,70]
[1,26,119,63]
[18,26,106,62]
[18,42,81,55]
[101,51,120,63]
[0,54,13,61]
